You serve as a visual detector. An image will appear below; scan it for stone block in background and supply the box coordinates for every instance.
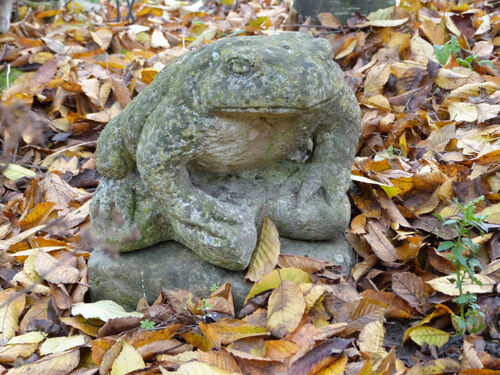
[88,237,355,311]
[294,0,396,25]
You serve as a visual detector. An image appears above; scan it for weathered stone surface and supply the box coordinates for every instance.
[294,0,395,24]
[88,237,355,310]
[90,32,361,271]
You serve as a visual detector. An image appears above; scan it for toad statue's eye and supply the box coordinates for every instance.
[229,58,252,74]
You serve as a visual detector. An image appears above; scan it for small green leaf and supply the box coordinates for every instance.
[434,45,449,66]
[0,68,24,92]
[437,241,454,252]
[479,60,494,67]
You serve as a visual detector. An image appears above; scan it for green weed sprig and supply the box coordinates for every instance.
[434,36,493,69]
[434,196,488,335]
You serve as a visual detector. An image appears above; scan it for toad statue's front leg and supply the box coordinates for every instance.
[136,105,257,271]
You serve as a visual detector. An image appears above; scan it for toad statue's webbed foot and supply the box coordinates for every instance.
[90,172,172,252]
[264,161,350,241]
[168,196,257,270]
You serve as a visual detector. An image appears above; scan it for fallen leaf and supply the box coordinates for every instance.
[264,339,299,362]
[266,280,306,338]
[0,290,26,345]
[6,348,79,375]
[358,320,386,356]
[34,251,79,284]
[72,300,143,322]
[245,268,311,303]
[427,274,496,296]
[39,335,88,356]
[208,319,268,345]
[392,272,427,311]
[409,326,449,348]
[110,341,145,375]
[245,217,280,282]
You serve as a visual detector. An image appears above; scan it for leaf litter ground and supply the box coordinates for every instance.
[0,0,500,374]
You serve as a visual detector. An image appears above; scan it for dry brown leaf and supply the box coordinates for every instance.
[364,221,397,262]
[34,251,79,284]
[361,290,415,319]
[206,283,234,317]
[277,255,333,274]
[392,272,427,312]
[91,28,113,50]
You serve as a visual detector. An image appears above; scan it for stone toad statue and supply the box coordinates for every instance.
[91,32,361,271]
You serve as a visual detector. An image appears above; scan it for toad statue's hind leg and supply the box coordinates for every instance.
[267,81,361,240]
[90,171,173,252]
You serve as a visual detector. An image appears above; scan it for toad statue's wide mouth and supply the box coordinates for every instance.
[212,97,333,115]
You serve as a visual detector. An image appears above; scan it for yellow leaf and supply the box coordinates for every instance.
[299,283,325,310]
[6,348,80,375]
[410,33,435,64]
[479,203,500,224]
[19,202,57,230]
[361,95,391,110]
[420,358,461,374]
[245,268,311,303]
[39,335,87,356]
[129,325,181,350]
[358,320,386,356]
[448,102,478,122]
[265,339,299,361]
[403,304,453,342]
[334,37,356,59]
[7,331,46,345]
[173,361,233,374]
[364,63,391,97]
[110,342,145,375]
[357,17,409,27]
[0,342,39,363]
[59,316,102,337]
[266,280,306,338]
[448,82,499,100]
[245,217,280,282]
[208,319,268,345]
[409,326,449,348]
[1,163,36,181]
[0,290,26,345]
[435,68,478,90]
[427,274,495,296]
[316,354,347,375]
